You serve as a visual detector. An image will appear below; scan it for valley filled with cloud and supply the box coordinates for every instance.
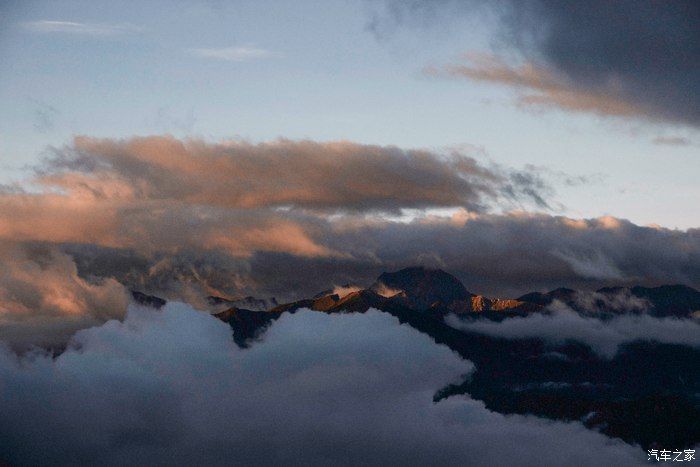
[1,0,698,465]
[0,304,649,466]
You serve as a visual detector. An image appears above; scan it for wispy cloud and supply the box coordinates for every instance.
[425,54,643,119]
[187,46,272,62]
[446,303,700,359]
[23,20,140,36]
[652,136,692,146]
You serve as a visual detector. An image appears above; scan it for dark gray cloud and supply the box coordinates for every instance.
[64,212,700,303]
[374,0,700,126]
[248,213,700,300]
[0,304,646,466]
[504,0,699,125]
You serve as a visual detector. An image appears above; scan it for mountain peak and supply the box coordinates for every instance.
[370,267,472,310]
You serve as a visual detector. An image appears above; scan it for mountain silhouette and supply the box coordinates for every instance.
[199,267,700,449]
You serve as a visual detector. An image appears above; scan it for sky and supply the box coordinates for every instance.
[0,0,699,326]
[1,0,698,229]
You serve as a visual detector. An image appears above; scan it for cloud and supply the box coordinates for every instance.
[376,0,700,126]
[1,135,699,345]
[4,206,697,348]
[446,302,700,358]
[187,46,272,61]
[652,136,692,147]
[0,133,521,345]
[427,54,643,118]
[0,182,338,259]
[241,212,700,303]
[0,242,129,350]
[331,284,363,298]
[569,289,651,316]
[499,0,700,126]
[0,305,647,465]
[23,20,140,36]
[551,248,624,281]
[40,135,543,213]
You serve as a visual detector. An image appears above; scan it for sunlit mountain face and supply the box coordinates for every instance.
[1,0,698,465]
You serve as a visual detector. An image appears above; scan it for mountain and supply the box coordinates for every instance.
[365,266,536,313]
[517,287,577,307]
[132,268,700,319]
[370,266,473,308]
[213,307,283,346]
[207,295,278,311]
[216,267,543,345]
[130,290,166,309]
[627,284,700,317]
[518,284,700,318]
[269,289,387,314]
[262,267,535,316]
[136,266,698,449]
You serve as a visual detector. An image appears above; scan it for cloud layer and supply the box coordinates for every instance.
[1,135,699,346]
[447,302,700,358]
[59,211,700,304]
[0,305,647,465]
[41,135,542,213]
[377,0,700,126]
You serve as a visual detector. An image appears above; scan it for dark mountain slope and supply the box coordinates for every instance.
[370,266,472,309]
[216,268,700,449]
[518,284,700,317]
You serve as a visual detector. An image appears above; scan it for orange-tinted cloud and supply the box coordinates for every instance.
[0,135,553,258]
[427,54,643,118]
[44,135,550,212]
[0,242,129,349]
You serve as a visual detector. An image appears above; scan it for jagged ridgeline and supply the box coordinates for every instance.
[132,267,700,450]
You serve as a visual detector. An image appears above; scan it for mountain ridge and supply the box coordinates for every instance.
[131,266,700,321]
[130,266,700,449]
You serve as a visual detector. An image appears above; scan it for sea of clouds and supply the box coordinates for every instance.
[0,304,649,466]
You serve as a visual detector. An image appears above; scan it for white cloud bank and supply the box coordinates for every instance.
[446,303,700,358]
[0,305,646,466]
